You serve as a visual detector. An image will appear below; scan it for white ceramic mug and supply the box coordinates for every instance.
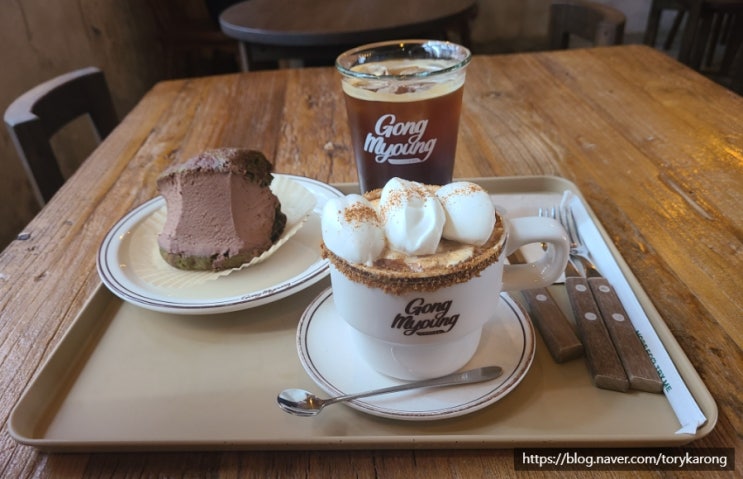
[328,214,568,380]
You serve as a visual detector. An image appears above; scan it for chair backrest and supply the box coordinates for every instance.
[549,0,626,49]
[4,67,118,206]
[730,42,743,95]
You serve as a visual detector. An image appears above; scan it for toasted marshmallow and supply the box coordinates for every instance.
[436,182,495,245]
[378,178,445,255]
[321,195,385,266]
[321,178,496,265]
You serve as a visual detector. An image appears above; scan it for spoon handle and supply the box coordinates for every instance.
[324,366,503,406]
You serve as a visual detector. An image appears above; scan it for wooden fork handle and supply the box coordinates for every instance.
[509,249,583,364]
[588,277,664,393]
[519,287,583,363]
[565,276,629,392]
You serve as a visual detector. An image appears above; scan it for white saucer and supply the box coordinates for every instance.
[297,288,535,420]
[96,175,343,314]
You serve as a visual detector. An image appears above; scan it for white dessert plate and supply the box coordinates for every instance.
[296,288,535,420]
[97,175,343,314]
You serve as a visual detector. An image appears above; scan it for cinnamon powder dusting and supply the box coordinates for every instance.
[343,202,379,228]
[437,182,483,202]
[378,182,436,223]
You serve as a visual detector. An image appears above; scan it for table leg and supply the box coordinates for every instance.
[238,42,251,72]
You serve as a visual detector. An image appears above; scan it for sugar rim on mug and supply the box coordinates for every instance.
[335,39,472,80]
[321,205,507,296]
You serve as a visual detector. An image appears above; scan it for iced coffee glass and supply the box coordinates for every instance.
[336,40,471,192]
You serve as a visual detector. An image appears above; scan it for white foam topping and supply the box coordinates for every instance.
[378,177,445,256]
[322,178,496,265]
[321,195,385,266]
[436,182,496,245]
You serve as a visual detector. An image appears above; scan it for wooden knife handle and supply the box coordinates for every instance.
[565,276,629,392]
[588,277,664,393]
[519,287,583,363]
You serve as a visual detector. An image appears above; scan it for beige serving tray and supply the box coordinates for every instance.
[9,176,717,452]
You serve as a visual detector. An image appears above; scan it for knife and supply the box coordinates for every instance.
[586,274,664,393]
[508,249,583,363]
[559,195,662,393]
[564,260,629,392]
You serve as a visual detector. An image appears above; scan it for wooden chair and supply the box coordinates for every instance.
[3,67,118,207]
[548,0,626,49]
[730,40,743,94]
[716,12,743,93]
[643,0,687,51]
[682,2,743,70]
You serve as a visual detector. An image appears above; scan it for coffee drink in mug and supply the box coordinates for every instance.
[336,40,471,192]
[321,178,569,380]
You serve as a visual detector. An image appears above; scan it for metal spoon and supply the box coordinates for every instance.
[277,365,503,416]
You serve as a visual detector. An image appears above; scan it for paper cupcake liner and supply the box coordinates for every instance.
[130,175,316,289]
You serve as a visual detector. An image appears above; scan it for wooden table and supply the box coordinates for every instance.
[1,45,741,476]
[219,0,477,70]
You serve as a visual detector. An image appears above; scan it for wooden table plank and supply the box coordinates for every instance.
[0,45,740,477]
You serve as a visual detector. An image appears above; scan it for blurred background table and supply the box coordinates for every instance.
[219,0,477,70]
[0,45,741,476]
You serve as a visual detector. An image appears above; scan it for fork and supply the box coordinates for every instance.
[551,193,663,393]
[542,203,628,392]
[508,248,583,363]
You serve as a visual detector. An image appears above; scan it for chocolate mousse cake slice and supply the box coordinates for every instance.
[156,148,287,271]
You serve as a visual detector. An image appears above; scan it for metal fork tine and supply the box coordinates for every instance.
[557,204,575,247]
[538,206,557,221]
[566,208,580,247]
[556,206,565,235]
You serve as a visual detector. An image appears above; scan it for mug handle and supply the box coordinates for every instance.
[501,216,569,291]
